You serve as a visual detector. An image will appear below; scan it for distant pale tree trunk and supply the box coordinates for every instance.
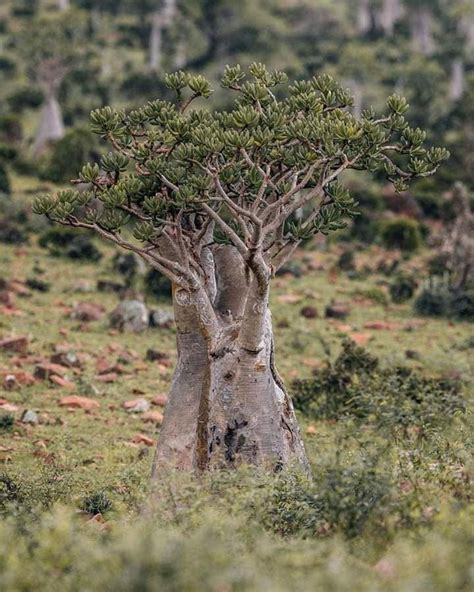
[459,15,474,52]
[410,5,434,55]
[149,0,177,72]
[33,94,65,154]
[174,39,187,69]
[58,0,70,10]
[357,0,372,34]
[378,0,403,35]
[33,58,68,155]
[449,58,465,102]
[349,80,363,119]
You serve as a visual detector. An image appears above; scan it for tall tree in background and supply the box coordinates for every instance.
[20,12,85,154]
[34,64,448,474]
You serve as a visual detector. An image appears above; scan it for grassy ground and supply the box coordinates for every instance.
[0,182,472,591]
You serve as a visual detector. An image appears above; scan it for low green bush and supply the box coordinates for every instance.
[0,414,14,433]
[389,274,418,303]
[381,217,423,252]
[291,340,464,429]
[144,268,172,300]
[415,279,474,321]
[38,227,102,261]
[81,491,113,515]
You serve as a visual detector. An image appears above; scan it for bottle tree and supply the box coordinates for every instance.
[33,64,448,475]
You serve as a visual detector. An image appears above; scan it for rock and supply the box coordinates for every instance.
[363,321,399,330]
[95,372,119,383]
[59,396,100,410]
[34,362,68,380]
[1,371,35,390]
[73,280,94,293]
[151,394,168,407]
[0,400,18,412]
[149,308,174,329]
[325,302,350,320]
[142,410,163,425]
[405,349,421,360]
[50,351,81,368]
[21,409,39,425]
[50,375,76,390]
[305,425,317,435]
[0,336,29,353]
[145,349,170,363]
[123,398,150,413]
[276,293,303,304]
[110,300,149,333]
[131,434,154,446]
[71,302,105,322]
[97,280,125,293]
[0,290,15,307]
[300,306,318,319]
[349,333,372,346]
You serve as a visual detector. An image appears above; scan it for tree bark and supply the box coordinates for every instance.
[151,245,310,477]
[33,94,65,155]
[449,58,465,102]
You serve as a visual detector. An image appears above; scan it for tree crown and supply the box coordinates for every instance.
[33,63,449,286]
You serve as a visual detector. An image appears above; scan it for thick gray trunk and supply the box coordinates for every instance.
[377,0,402,36]
[357,0,372,34]
[449,59,465,102]
[149,0,177,72]
[411,6,434,56]
[58,0,69,10]
[33,95,65,155]
[151,245,309,476]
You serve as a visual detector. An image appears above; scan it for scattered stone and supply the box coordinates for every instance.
[149,308,174,329]
[1,371,35,390]
[405,349,421,360]
[131,434,154,446]
[21,409,39,425]
[335,324,352,333]
[151,394,168,407]
[0,336,29,354]
[300,306,318,319]
[349,333,372,346]
[142,410,163,425]
[276,293,303,304]
[97,280,124,293]
[59,396,100,410]
[95,372,119,383]
[325,302,350,319]
[110,300,149,333]
[145,349,170,363]
[0,290,15,307]
[50,375,76,390]
[71,302,105,322]
[34,363,68,380]
[73,280,94,293]
[305,425,317,435]
[0,400,18,412]
[50,350,81,368]
[123,398,150,413]
[364,321,399,330]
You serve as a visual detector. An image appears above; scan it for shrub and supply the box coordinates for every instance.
[0,162,10,195]
[7,86,43,112]
[414,279,474,321]
[81,491,113,515]
[0,114,22,144]
[40,128,98,183]
[144,268,172,300]
[0,414,14,432]
[389,274,418,303]
[337,250,355,271]
[291,340,464,429]
[381,217,423,252]
[38,227,102,261]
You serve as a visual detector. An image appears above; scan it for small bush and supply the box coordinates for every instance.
[291,340,464,429]
[81,491,113,515]
[0,162,10,195]
[0,114,23,144]
[38,227,102,261]
[337,250,355,271]
[390,274,418,303]
[381,217,423,252]
[144,268,172,300]
[40,128,98,183]
[7,86,43,112]
[415,280,474,321]
[0,414,14,432]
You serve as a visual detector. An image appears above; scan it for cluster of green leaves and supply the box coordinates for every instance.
[32,63,448,247]
[292,340,465,430]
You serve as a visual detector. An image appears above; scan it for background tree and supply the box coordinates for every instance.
[33,64,449,474]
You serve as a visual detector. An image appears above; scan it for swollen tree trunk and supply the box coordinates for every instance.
[357,0,372,35]
[377,0,402,36]
[57,0,70,10]
[449,59,465,102]
[149,0,177,72]
[33,94,65,155]
[410,5,434,56]
[151,245,309,476]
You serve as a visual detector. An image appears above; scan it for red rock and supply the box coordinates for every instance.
[0,307,23,317]
[34,363,68,379]
[302,358,323,369]
[151,394,168,407]
[276,293,303,304]
[70,302,105,322]
[8,280,29,296]
[349,333,372,346]
[59,396,100,410]
[50,375,76,390]
[0,291,14,307]
[1,371,35,389]
[95,372,118,383]
[335,324,352,333]
[123,398,150,412]
[0,399,18,412]
[373,558,396,579]
[142,411,163,425]
[305,425,317,435]
[131,434,154,446]
[364,321,399,330]
[0,336,29,354]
